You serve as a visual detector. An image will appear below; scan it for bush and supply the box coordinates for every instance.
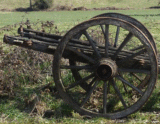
[33,0,53,10]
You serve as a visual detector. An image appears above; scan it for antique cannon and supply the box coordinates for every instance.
[3,13,159,119]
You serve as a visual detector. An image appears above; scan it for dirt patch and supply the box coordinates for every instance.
[0,8,12,12]
[72,6,130,11]
[14,7,33,12]
[72,7,87,11]
[0,6,131,12]
[148,6,160,9]
[40,6,131,11]
[53,5,73,11]
[91,7,130,10]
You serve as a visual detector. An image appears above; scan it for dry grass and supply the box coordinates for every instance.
[0,0,29,10]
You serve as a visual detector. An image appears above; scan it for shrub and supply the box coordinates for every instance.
[33,0,53,10]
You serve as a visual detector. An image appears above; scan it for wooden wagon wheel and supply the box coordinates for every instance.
[93,13,155,90]
[70,13,155,92]
[53,17,158,119]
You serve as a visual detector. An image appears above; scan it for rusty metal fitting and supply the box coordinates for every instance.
[96,58,117,80]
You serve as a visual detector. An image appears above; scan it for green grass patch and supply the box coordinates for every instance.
[0,9,160,33]
[0,9,160,27]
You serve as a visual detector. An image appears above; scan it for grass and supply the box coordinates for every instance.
[0,9,160,30]
[0,0,160,123]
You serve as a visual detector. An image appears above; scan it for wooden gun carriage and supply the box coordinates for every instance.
[3,13,159,119]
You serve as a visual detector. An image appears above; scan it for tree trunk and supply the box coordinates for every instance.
[30,0,32,9]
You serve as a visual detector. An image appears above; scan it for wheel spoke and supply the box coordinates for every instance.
[105,25,109,57]
[103,81,108,114]
[66,73,95,90]
[130,73,142,82]
[100,25,105,34]
[107,81,111,94]
[118,75,128,93]
[60,65,92,71]
[114,26,120,47]
[111,79,127,108]
[118,48,146,64]
[66,46,96,64]
[137,75,150,89]
[130,45,144,51]
[117,75,143,95]
[80,80,99,107]
[83,30,101,58]
[88,77,97,87]
[113,32,133,59]
[73,31,83,39]
[100,24,109,57]
[122,81,128,93]
[119,68,150,74]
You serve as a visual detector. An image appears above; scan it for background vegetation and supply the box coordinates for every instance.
[0,0,159,10]
[32,0,53,10]
[0,0,160,123]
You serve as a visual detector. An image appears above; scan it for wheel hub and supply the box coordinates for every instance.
[96,58,117,80]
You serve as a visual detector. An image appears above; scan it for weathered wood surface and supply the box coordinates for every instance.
[3,27,154,73]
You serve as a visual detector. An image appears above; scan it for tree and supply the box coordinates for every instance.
[33,0,53,10]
